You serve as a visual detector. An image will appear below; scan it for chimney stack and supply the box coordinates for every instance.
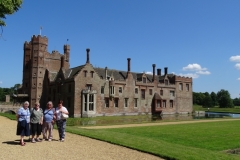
[157,68,161,76]
[164,67,168,75]
[61,56,64,68]
[105,67,108,80]
[152,64,156,81]
[127,58,131,72]
[86,48,90,63]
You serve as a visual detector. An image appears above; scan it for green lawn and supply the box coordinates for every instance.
[2,112,240,159]
[193,105,240,113]
[66,120,240,160]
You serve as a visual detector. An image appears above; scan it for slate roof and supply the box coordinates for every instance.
[49,72,58,82]
[64,65,85,79]
[50,64,175,82]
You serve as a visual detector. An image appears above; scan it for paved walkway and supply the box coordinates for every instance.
[80,118,240,129]
[0,116,162,160]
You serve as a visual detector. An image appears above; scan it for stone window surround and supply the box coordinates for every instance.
[82,90,97,114]
[124,98,128,107]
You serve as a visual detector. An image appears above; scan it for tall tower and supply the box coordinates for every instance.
[29,35,48,107]
[22,41,32,96]
[63,44,70,68]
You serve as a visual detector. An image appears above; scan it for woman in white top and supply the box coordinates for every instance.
[55,100,69,142]
[16,101,30,146]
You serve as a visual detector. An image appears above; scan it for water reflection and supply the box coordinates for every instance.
[68,112,240,126]
[205,112,240,118]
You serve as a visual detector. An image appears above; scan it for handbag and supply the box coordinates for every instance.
[61,113,69,119]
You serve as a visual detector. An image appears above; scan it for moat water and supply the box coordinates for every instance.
[73,112,240,126]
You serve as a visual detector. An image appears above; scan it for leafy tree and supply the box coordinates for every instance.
[217,89,234,108]
[210,92,218,106]
[233,98,240,106]
[0,0,22,26]
[202,92,213,108]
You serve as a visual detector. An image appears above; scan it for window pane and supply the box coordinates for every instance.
[125,98,128,107]
[114,99,118,107]
[134,98,138,107]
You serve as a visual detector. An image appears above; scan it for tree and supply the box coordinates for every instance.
[202,92,213,108]
[233,98,240,106]
[217,89,234,108]
[0,0,22,36]
[210,92,218,106]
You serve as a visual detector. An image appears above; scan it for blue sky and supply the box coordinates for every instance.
[1,0,240,98]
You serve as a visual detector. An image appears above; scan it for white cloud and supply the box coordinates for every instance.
[237,78,240,80]
[235,63,240,70]
[230,55,240,62]
[0,81,2,84]
[178,73,199,79]
[196,70,211,75]
[182,63,207,71]
[145,71,153,75]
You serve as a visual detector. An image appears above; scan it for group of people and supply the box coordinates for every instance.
[16,100,69,146]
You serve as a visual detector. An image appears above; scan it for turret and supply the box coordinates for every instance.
[64,45,70,62]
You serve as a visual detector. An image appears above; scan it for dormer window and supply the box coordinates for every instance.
[164,80,168,85]
[84,70,87,77]
[143,77,146,83]
[90,71,94,78]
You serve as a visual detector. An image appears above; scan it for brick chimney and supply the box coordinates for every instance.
[61,56,64,68]
[105,67,108,80]
[152,64,156,81]
[157,68,161,76]
[164,67,168,75]
[86,48,90,63]
[127,58,131,72]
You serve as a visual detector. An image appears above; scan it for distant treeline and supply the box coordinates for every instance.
[0,84,21,102]
[193,89,239,108]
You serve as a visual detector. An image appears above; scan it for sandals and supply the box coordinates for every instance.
[20,141,26,146]
[35,138,42,142]
[32,138,36,143]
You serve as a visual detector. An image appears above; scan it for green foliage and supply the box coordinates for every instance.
[202,92,214,108]
[0,113,16,120]
[0,0,22,26]
[217,89,234,108]
[66,120,240,160]
[0,83,21,101]
[211,92,218,106]
[233,98,240,106]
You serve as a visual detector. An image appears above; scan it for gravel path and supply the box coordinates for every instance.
[0,116,162,160]
[80,118,240,129]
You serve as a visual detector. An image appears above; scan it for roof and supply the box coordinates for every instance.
[153,93,162,100]
[49,72,58,82]
[50,64,175,82]
[64,65,85,79]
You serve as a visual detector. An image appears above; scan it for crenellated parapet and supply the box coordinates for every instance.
[31,35,48,45]
[175,75,192,82]
[23,41,31,50]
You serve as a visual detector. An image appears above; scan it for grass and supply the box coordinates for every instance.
[66,120,240,160]
[0,113,16,120]
[1,112,240,159]
[193,104,240,113]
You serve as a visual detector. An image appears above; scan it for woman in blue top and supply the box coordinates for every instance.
[16,101,30,146]
[42,101,55,141]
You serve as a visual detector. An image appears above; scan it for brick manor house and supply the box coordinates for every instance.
[19,35,192,117]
